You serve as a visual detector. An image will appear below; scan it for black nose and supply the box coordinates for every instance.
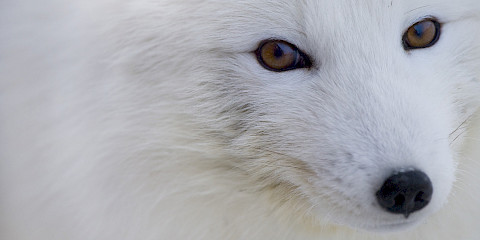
[376,170,433,218]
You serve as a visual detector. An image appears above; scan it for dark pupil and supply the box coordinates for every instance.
[273,44,284,58]
[413,23,425,37]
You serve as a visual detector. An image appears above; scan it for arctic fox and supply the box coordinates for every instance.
[1,0,479,240]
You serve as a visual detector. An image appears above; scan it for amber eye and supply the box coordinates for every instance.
[403,19,441,50]
[255,40,311,72]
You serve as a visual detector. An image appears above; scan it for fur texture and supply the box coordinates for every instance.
[1,0,479,239]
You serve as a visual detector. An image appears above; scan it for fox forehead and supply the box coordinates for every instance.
[200,0,477,53]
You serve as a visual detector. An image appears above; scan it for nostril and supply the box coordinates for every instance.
[415,191,425,203]
[376,170,433,218]
[394,194,405,206]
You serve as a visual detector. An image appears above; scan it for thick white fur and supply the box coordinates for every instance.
[1,0,480,239]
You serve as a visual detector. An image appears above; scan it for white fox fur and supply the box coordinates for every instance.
[1,0,479,239]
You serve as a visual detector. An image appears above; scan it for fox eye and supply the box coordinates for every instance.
[255,40,312,72]
[403,19,441,50]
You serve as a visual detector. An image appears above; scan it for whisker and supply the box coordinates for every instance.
[449,113,477,146]
[450,128,468,146]
[449,114,474,137]
[405,5,431,15]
